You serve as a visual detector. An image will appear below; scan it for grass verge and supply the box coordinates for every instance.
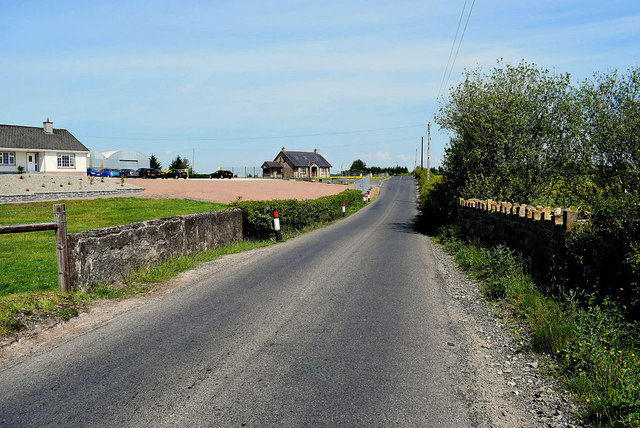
[437,230,640,427]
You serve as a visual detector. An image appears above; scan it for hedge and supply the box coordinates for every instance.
[230,189,365,239]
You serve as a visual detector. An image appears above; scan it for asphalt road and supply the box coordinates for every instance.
[0,176,474,427]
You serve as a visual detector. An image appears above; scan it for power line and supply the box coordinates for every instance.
[79,123,427,142]
[430,0,476,120]
[435,0,468,106]
[443,0,476,97]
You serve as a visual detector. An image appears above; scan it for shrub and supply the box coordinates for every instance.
[230,189,365,239]
[559,193,640,320]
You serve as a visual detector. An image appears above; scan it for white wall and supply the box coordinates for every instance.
[41,151,89,174]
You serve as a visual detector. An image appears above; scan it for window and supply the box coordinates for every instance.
[300,168,307,177]
[0,152,15,165]
[57,153,75,168]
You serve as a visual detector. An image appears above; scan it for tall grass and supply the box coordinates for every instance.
[437,230,640,426]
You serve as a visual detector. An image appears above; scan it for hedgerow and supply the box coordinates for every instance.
[230,189,365,239]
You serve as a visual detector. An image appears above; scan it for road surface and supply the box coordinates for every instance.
[0,176,476,426]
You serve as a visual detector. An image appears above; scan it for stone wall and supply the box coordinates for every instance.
[458,198,582,271]
[67,209,242,290]
[0,189,144,204]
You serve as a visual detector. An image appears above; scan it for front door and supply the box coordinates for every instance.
[26,153,38,172]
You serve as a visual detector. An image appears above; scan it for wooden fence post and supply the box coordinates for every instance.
[53,204,71,292]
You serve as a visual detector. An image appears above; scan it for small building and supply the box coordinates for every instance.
[0,119,89,175]
[262,148,331,179]
[89,149,150,170]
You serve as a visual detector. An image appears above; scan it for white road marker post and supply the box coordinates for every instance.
[342,202,346,217]
[273,210,282,241]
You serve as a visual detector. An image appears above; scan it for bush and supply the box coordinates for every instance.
[414,168,456,234]
[230,189,365,239]
[560,193,640,320]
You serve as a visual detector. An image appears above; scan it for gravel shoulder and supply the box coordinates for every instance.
[430,241,582,427]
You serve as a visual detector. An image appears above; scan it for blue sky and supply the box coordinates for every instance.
[1,1,639,173]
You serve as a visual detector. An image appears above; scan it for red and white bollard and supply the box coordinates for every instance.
[366,192,371,203]
[342,202,346,217]
[273,210,282,241]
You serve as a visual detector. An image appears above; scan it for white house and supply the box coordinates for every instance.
[0,119,90,175]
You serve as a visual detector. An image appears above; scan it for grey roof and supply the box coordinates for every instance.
[279,151,332,168]
[0,124,90,152]
[262,161,283,168]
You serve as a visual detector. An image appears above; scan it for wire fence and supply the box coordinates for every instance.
[0,210,58,295]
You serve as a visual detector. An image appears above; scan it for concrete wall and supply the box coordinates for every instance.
[458,198,581,270]
[67,209,242,290]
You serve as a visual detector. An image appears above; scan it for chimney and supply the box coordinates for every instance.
[43,118,53,134]
[313,148,318,154]
[281,147,286,152]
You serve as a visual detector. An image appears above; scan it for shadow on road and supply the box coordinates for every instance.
[388,217,422,235]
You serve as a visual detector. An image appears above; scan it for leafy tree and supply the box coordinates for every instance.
[169,155,190,170]
[349,159,367,173]
[436,60,584,204]
[579,66,640,203]
[149,154,162,170]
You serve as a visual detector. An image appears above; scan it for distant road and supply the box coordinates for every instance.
[0,176,474,426]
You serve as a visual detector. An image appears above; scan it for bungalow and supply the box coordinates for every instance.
[262,148,331,179]
[0,119,90,175]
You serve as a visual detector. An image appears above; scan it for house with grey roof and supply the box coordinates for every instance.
[262,148,332,179]
[0,119,90,175]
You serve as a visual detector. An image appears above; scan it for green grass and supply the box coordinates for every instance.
[0,239,272,338]
[0,198,227,295]
[437,231,640,427]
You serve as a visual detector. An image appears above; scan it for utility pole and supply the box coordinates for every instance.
[192,148,195,175]
[414,148,417,172]
[427,123,431,184]
[420,136,424,170]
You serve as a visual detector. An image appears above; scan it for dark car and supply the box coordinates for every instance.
[100,168,120,177]
[119,168,139,178]
[165,169,188,179]
[137,168,159,179]
[87,168,101,177]
[210,170,233,179]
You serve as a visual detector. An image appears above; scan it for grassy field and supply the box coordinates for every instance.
[0,197,227,295]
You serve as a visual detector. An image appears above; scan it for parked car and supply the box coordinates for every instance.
[210,170,233,179]
[100,168,120,177]
[137,168,159,178]
[119,168,139,178]
[165,169,188,179]
[87,168,101,177]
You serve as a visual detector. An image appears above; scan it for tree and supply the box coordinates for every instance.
[149,154,162,170]
[169,155,190,170]
[349,159,367,173]
[579,66,640,203]
[436,60,584,205]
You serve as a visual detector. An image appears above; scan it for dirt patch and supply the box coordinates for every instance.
[128,178,353,203]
